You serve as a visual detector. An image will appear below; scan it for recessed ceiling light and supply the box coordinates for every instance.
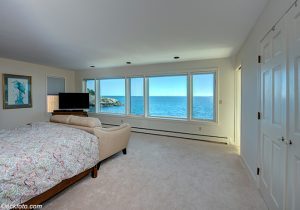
[89,65,95,68]
[174,56,180,59]
[126,62,132,64]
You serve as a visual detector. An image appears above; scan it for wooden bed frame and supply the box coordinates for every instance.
[16,165,98,210]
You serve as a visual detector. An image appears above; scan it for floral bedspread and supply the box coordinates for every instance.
[0,122,99,209]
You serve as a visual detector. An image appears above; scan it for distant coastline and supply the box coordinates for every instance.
[100,97,123,107]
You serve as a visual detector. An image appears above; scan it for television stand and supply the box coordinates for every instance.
[52,110,88,117]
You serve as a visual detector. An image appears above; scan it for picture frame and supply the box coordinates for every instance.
[2,74,32,109]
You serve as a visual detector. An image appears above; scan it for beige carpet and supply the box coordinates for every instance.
[42,133,267,210]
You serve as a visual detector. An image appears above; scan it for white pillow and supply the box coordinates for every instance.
[69,116,102,128]
[50,115,71,124]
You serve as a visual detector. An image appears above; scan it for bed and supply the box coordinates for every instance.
[0,122,99,210]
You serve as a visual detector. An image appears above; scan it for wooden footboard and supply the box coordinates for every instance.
[15,165,98,210]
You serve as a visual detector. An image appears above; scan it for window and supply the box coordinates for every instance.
[83,70,217,122]
[86,80,96,112]
[99,78,125,114]
[47,76,65,112]
[148,75,187,118]
[130,78,144,115]
[192,73,215,120]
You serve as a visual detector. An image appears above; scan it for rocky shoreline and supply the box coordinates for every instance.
[100,97,122,107]
[89,96,123,107]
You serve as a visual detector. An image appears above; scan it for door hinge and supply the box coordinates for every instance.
[257,112,261,120]
[258,55,261,63]
[257,168,260,175]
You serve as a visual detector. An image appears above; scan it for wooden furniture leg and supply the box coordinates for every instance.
[122,148,127,155]
[97,162,101,170]
[91,165,98,178]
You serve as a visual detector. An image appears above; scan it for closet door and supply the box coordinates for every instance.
[259,18,287,210]
[286,6,300,210]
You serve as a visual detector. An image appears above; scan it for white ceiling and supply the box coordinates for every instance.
[0,0,268,70]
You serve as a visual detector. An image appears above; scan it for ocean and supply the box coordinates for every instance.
[90,96,214,120]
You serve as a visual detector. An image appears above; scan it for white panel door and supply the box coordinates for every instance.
[260,18,287,210]
[286,6,300,210]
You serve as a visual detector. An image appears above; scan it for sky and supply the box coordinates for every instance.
[131,78,143,96]
[86,80,95,91]
[86,74,214,96]
[193,74,214,96]
[100,79,125,96]
[149,76,187,96]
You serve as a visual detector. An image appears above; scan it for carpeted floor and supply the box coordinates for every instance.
[42,133,267,210]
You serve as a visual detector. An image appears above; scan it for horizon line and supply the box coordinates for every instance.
[100,95,214,97]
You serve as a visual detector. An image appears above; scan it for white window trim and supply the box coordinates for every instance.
[147,74,189,119]
[99,78,127,115]
[191,71,218,122]
[83,68,219,123]
[127,77,146,117]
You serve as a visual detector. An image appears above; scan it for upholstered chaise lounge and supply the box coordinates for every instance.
[50,115,131,168]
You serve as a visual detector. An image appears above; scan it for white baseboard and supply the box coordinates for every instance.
[239,154,259,187]
[131,127,228,144]
[102,123,228,144]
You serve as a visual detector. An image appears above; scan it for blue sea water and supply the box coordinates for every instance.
[90,96,214,120]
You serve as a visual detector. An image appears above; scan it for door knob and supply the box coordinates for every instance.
[287,140,293,145]
[278,137,285,142]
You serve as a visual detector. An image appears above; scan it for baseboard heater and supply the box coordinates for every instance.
[101,123,228,144]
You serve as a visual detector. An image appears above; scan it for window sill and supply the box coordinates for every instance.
[88,112,218,126]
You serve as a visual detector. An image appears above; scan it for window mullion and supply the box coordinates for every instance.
[144,77,148,118]
[188,74,192,120]
[96,80,100,113]
[214,72,217,122]
[126,78,130,115]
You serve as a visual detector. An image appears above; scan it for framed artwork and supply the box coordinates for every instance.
[2,74,32,109]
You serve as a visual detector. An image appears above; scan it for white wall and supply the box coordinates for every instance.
[0,58,75,129]
[234,0,294,182]
[75,58,235,143]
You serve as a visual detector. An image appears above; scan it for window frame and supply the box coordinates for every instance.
[98,77,127,115]
[190,71,218,122]
[83,68,218,123]
[128,77,145,117]
[147,74,189,119]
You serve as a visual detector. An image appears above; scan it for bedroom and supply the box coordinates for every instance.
[0,0,299,210]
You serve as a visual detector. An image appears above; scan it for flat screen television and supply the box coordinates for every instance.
[59,93,89,110]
